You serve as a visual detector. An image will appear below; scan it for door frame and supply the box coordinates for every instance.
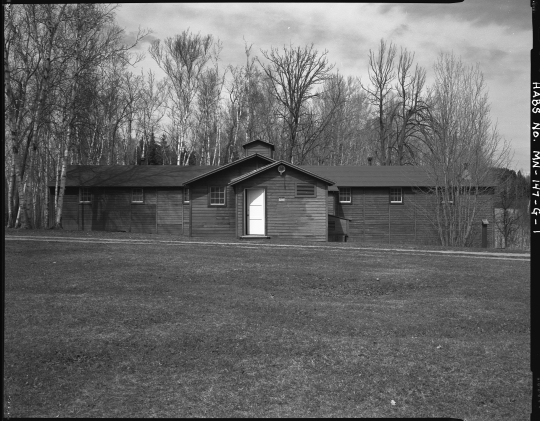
[244,187,267,235]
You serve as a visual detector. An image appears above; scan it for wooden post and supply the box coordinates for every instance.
[155,189,159,234]
[129,190,132,233]
[414,198,417,243]
[482,219,489,248]
[181,188,184,235]
[388,200,391,244]
[189,193,192,237]
[325,183,328,242]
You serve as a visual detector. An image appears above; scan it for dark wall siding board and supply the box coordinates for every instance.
[183,203,190,235]
[336,187,428,244]
[362,188,389,241]
[335,187,364,239]
[140,188,157,205]
[244,144,272,158]
[235,167,328,241]
[388,188,415,243]
[156,224,183,235]
[157,189,183,225]
[236,190,243,237]
[61,187,79,230]
[130,189,157,234]
[191,183,236,237]
[328,215,347,235]
[103,188,131,232]
[189,159,270,238]
[131,204,156,234]
[327,192,336,215]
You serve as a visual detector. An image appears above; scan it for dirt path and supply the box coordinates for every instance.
[5,235,530,261]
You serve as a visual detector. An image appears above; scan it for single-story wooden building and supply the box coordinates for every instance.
[48,139,495,246]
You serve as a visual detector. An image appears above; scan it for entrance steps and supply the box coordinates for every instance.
[240,235,271,240]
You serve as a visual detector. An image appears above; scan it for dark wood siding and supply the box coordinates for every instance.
[189,157,270,238]
[157,188,183,235]
[334,187,494,247]
[412,192,439,245]
[335,187,364,240]
[50,187,187,235]
[362,188,389,243]
[327,192,336,216]
[191,184,235,237]
[463,193,494,247]
[182,202,190,235]
[61,187,79,230]
[130,188,156,234]
[389,189,415,244]
[103,188,130,232]
[244,143,273,158]
[235,167,328,241]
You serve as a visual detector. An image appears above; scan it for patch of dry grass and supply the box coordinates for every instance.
[4,231,530,418]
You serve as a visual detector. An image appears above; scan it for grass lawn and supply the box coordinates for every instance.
[4,231,530,418]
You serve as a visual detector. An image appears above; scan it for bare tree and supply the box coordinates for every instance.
[306,75,369,165]
[136,70,167,164]
[257,43,336,163]
[149,30,215,165]
[415,52,510,247]
[4,4,69,228]
[54,4,148,228]
[225,40,258,162]
[294,71,345,164]
[4,3,149,229]
[361,39,397,166]
[391,47,427,165]
[493,169,530,248]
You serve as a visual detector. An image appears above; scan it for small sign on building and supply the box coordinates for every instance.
[278,197,285,202]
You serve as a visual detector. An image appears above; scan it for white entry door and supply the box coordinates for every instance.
[247,188,265,235]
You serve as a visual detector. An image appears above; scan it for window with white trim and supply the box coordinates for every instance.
[80,188,91,203]
[209,186,225,205]
[295,183,316,197]
[132,188,144,203]
[339,187,351,203]
[183,188,190,203]
[390,188,403,204]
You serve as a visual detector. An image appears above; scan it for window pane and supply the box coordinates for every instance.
[132,188,143,202]
[80,188,91,202]
[184,188,190,203]
[390,188,402,203]
[210,187,225,205]
[339,188,351,203]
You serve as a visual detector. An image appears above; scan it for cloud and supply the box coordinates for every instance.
[121,31,158,51]
[378,0,530,32]
[114,2,531,171]
[390,24,409,37]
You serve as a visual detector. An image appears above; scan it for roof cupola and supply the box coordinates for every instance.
[242,139,275,159]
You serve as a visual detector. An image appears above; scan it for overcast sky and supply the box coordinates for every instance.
[115,1,532,172]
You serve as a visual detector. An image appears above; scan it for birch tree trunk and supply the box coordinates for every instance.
[54,143,70,228]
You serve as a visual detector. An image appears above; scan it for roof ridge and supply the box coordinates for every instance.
[229,160,335,186]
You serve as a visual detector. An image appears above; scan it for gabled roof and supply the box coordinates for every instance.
[300,165,496,187]
[47,165,218,187]
[299,165,434,187]
[242,139,275,150]
[182,153,275,185]
[229,160,335,186]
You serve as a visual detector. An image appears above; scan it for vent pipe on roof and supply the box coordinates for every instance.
[368,156,373,166]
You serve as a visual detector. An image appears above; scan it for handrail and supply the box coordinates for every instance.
[328,214,352,221]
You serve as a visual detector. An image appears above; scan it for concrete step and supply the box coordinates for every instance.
[240,235,271,240]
